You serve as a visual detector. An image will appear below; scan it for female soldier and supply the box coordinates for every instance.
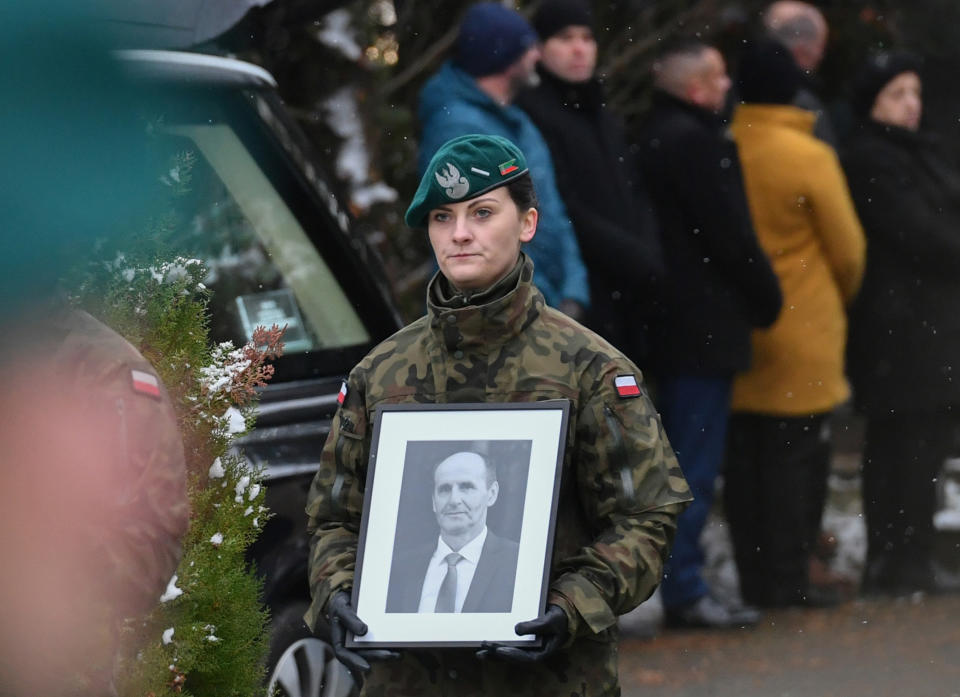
[303,133,690,696]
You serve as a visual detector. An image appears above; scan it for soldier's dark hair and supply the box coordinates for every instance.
[504,172,539,213]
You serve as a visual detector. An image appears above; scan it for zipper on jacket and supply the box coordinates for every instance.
[332,414,361,514]
[603,404,634,502]
[332,436,349,515]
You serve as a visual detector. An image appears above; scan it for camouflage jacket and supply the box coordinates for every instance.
[0,308,188,694]
[305,256,691,697]
[52,309,190,618]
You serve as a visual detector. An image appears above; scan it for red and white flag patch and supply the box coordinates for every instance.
[337,380,348,405]
[614,374,641,398]
[131,369,161,398]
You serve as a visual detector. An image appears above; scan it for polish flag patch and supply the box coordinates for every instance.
[131,369,161,398]
[614,374,641,398]
[337,380,348,405]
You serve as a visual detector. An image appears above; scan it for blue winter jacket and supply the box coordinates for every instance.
[416,62,589,308]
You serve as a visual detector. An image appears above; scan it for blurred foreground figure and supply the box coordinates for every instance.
[842,52,960,596]
[0,308,189,695]
[0,3,189,693]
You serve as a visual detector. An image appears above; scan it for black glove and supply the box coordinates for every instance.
[476,604,569,662]
[327,591,400,684]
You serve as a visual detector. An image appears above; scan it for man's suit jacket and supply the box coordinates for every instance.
[385,530,520,613]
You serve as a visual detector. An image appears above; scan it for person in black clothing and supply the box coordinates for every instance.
[515,0,664,365]
[842,51,960,596]
[636,38,782,628]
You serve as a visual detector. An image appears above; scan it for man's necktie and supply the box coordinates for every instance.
[434,552,463,613]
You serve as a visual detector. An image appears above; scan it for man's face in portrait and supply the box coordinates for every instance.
[432,452,498,544]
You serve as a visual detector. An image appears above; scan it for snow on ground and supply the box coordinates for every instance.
[935,458,960,531]
[619,465,866,637]
[821,473,866,579]
[619,447,960,637]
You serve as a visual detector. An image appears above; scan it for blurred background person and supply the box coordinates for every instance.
[516,0,664,365]
[764,0,856,596]
[725,38,865,609]
[416,1,589,320]
[1,308,189,696]
[0,4,189,693]
[635,38,782,628]
[841,51,960,596]
[762,0,837,145]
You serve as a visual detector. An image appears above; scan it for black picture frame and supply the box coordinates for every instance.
[346,401,570,648]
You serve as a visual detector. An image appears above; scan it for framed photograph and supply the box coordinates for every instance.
[347,401,570,648]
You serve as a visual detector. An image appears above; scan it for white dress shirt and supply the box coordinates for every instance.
[418,526,488,613]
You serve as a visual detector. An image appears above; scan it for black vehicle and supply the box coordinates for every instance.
[118,49,403,697]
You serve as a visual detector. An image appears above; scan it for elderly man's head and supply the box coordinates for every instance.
[432,451,499,546]
[763,1,828,72]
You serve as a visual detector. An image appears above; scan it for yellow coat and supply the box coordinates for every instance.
[730,104,865,416]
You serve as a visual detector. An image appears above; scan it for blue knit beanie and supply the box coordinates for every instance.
[454,2,538,77]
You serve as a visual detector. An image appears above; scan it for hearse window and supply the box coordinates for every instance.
[161,123,370,353]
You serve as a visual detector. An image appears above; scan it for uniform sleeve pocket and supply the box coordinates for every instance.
[331,408,367,516]
[597,401,662,516]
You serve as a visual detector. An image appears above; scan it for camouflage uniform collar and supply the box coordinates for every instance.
[427,254,541,350]
[430,254,526,308]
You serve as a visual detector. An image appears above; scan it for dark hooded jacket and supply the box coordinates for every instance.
[842,121,960,415]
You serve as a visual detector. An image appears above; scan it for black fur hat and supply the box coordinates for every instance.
[850,51,923,118]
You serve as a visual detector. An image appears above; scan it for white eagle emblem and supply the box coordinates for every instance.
[435,163,470,199]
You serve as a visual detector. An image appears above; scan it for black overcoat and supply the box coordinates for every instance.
[635,92,782,376]
[517,68,664,363]
[841,121,960,415]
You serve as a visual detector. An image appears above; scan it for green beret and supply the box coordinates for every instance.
[405,134,529,228]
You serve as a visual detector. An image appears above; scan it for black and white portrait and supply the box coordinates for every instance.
[385,440,530,614]
[348,402,567,647]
